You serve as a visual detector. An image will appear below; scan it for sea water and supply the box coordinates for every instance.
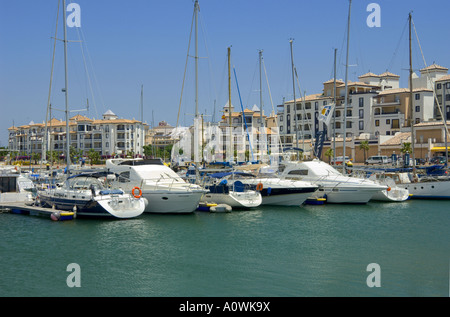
[0,200,449,297]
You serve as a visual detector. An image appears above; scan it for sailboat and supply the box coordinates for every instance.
[37,0,145,219]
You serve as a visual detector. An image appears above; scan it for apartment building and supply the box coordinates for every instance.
[8,110,148,158]
[277,63,448,146]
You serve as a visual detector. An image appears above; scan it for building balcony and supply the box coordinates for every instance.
[373,100,401,107]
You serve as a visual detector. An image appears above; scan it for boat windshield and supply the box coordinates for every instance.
[64,177,104,190]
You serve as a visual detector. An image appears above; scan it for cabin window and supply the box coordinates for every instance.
[118,171,130,183]
[287,170,308,176]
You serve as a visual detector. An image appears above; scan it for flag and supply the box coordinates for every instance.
[318,103,335,126]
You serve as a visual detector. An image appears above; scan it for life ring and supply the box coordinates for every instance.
[256,182,264,191]
[132,186,142,198]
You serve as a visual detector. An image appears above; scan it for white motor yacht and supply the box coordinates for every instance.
[209,171,319,206]
[279,159,387,204]
[201,177,262,209]
[106,158,207,214]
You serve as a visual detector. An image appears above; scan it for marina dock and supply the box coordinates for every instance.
[0,202,75,221]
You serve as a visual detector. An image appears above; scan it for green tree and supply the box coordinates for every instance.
[69,146,83,163]
[359,140,370,163]
[31,152,41,165]
[325,148,334,164]
[401,142,412,154]
[87,149,100,165]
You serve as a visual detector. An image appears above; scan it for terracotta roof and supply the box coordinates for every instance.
[376,87,433,96]
[323,78,344,84]
[285,93,328,103]
[359,72,380,78]
[414,121,450,127]
[380,132,411,146]
[435,74,450,82]
[420,63,448,72]
[336,80,380,88]
[379,71,400,78]
[70,114,93,122]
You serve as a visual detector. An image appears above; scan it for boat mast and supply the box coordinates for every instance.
[289,39,299,157]
[194,0,200,164]
[259,49,265,162]
[228,46,232,163]
[342,0,352,174]
[141,84,144,157]
[333,48,337,162]
[409,12,416,178]
[43,0,61,166]
[63,0,71,172]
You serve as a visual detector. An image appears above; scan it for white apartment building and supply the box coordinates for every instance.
[277,63,448,146]
[8,110,148,158]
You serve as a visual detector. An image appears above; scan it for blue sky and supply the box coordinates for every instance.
[1,0,449,147]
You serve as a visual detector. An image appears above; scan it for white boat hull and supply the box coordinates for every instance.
[371,187,410,202]
[398,179,450,199]
[312,186,383,204]
[202,191,262,208]
[97,196,146,218]
[141,190,204,214]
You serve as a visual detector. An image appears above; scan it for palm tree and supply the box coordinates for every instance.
[401,142,412,154]
[359,140,370,163]
[87,149,100,165]
[324,148,334,164]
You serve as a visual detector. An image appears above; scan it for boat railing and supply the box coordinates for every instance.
[115,173,204,193]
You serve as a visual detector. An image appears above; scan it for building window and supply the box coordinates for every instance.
[323,101,327,106]
[415,118,420,124]
[280,116,283,122]
[386,119,390,124]
[346,109,352,116]
[415,93,420,100]
[446,94,450,101]
[359,97,364,107]
[437,83,442,89]
[359,121,364,130]
[375,120,380,127]
[392,119,400,129]
[415,106,420,112]
[280,126,283,132]
[346,121,352,128]
[286,105,290,113]
[447,83,450,89]
[359,109,364,119]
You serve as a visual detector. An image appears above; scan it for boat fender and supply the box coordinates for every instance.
[267,187,272,195]
[219,179,228,186]
[387,187,391,191]
[132,186,142,199]
[256,183,263,191]
[51,212,60,221]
